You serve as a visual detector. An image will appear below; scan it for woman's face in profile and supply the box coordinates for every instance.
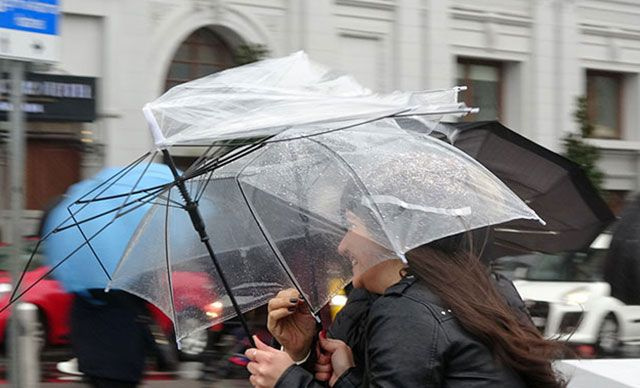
[338,211,393,289]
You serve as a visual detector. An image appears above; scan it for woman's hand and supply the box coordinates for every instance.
[314,336,333,382]
[267,288,316,361]
[318,335,355,387]
[245,335,295,388]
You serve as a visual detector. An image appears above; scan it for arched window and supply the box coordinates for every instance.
[165,28,236,91]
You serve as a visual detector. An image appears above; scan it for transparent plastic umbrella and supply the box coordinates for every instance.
[108,118,542,342]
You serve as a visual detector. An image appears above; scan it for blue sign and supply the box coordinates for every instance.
[0,0,58,35]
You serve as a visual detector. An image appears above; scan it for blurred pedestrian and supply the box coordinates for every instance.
[69,289,153,388]
[604,194,640,306]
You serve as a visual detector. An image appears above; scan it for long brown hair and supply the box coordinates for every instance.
[405,242,567,388]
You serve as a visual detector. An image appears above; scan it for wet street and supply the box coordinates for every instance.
[0,348,251,387]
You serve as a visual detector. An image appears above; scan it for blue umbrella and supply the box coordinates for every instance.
[42,163,175,293]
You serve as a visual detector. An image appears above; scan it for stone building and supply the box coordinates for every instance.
[1,0,640,236]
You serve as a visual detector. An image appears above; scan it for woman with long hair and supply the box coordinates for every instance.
[245,212,567,387]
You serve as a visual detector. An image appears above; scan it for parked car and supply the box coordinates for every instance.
[512,233,640,357]
[0,240,224,359]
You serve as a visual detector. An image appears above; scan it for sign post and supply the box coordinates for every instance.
[8,59,30,388]
[0,1,59,387]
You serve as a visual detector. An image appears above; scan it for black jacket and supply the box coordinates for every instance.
[277,277,529,387]
[335,277,526,387]
[70,290,154,383]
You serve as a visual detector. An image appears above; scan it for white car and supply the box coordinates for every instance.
[511,234,640,357]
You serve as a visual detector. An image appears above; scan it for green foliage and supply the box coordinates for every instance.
[234,43,269,66]
[574,96,595,138]
[562,96,603,192]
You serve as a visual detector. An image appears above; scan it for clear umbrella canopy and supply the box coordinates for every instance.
[143,51,470,148]
[109,119,541,342]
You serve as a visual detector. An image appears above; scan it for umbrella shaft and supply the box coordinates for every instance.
[161,150,255,347]
[185,202,207,240]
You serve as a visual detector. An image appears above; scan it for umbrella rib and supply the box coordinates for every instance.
[183,142,219,177]
[4,239,46,312]
[54,155,158,236]
[185,142,257,177]
[67,207,112,283]
[185,139,268,179]
[1,221,115,314]
[73,159,176,283]
[188,137,263,198]
[113,158,160,219]
[192,172,207,202]
[185,137,256,177]
[194,169,215,203]
[233,166,321,320]
[53,187,166,233]
[151,193,186,209]
[75,183,173,204]
[47,153,165,236]
[74,152,153,204]
[111,190,177,220]
[235,181,321,320]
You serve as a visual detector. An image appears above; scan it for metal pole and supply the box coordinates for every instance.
[15,303,40,387]
[7,59,37,387]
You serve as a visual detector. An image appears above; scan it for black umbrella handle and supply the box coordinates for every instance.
[162,150,256,348]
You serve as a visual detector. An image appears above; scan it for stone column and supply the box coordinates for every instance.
[556,0,581,139]
[301,0,338,67]
[530,0,559,151]
[394,0,423,90]
[422,0,452,90]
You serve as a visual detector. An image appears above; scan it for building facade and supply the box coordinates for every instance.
[2,0,640,237]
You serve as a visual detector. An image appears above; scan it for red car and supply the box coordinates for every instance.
[0,266,72,348]
[0,243,224,359]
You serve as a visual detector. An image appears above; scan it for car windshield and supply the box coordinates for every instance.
[525,249,606,282]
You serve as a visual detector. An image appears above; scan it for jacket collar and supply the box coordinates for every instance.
[383,275,417,296]
[383,275,446,309]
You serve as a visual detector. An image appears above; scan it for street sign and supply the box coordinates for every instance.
[0,0,59,63]
[0,72,96,121]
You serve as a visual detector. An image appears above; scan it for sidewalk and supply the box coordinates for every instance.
[0,360,251,387]
[39,380,250,388]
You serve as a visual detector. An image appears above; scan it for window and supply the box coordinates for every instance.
[164,28,235,91]
[586,70,623,139]
[457,58,502,121]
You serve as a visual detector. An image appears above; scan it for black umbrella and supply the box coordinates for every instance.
[446,120,615,259]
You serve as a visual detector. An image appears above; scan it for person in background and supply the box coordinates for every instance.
[39,196,169,387]
[69,289,153,388]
